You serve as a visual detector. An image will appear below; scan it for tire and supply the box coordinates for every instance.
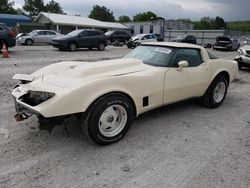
[81,94,134,145]
[25,39,33,46]
[69,43,77,52]
[202,75,228,108]
[98,43,105,51]
[238,61,243,70]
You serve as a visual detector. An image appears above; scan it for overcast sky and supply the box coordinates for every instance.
[13,0,250,21]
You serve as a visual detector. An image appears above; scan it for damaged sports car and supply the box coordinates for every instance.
[12,42,238,145]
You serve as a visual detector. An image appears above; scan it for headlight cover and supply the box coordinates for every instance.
[19,91,55,106]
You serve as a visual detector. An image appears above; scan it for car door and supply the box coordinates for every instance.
[33,31,46,43]
[164,48,211,104]
[46,31,57,43]
[78,31,91,48]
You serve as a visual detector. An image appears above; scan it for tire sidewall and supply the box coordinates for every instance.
[69,43,76,51]
[208,76,228,107]
[98,43,105,51]
[84,95,133,145]
[26,39,33,46]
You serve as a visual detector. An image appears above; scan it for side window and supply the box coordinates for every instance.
[47,31,56,35]
[37,31,46,35]
[90,31,101,36]
[79,31,89,37]
[173,48,203,67]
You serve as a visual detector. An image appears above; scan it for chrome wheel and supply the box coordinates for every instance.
[98,105,127,137]
[213,82,226,103]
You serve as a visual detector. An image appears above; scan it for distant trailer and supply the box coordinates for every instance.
[164,30,225,45]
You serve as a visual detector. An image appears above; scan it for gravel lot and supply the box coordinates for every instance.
[0,45,249,188]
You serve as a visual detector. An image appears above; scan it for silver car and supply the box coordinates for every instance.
[16,30,63,45]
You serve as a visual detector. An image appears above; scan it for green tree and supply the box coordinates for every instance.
[45,0,63,14]
[0,0,17,14]
[214,16,227,29]
[23,0,64,16]
[23,0,46,16]
[118,15,131,22]
[89,5,115,22]
[133,11,158,21]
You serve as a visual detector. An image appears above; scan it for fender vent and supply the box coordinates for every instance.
[143,96,149,107]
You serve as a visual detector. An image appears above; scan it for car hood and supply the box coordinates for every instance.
[27,58,151,88]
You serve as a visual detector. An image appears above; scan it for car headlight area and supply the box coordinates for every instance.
[19,91,55,106]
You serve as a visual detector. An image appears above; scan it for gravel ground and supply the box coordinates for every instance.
[0,45,249,188]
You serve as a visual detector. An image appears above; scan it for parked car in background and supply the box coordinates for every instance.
[154,34,164,42]
[52,29,108,51]
[12,42,238,145]
[16,30,63,46]
[235,45,250,69]
[213,36,240,51]
[0,23,16,49]
[105,30,131,44]
[127,34,157,48]
[172,35,197,44]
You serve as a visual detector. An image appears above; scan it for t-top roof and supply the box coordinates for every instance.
[35,12,128,29]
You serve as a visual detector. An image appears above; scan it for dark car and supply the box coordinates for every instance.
[105,30,131,44]
[154,34,164,42]
[213,36,240,51]
[0,23,16,50]
[173,35,197,44]
[52,29,108,52]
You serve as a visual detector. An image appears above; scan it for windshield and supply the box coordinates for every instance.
[29,30,37,35]
[123,45,174,67]
[67,30,82,36]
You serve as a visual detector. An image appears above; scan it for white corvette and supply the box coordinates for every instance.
[12,42,238,145]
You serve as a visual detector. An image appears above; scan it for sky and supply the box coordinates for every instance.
[13,0,250,21]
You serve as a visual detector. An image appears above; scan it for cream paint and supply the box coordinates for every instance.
[12,42,238,118]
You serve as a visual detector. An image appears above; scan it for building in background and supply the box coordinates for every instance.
[124,20,194,36]
[0,14,31,28]
[34,12,128,34]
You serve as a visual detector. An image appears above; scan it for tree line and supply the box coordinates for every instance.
[3,0,249,31]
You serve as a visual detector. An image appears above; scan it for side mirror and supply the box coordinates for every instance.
[177,61,188,71]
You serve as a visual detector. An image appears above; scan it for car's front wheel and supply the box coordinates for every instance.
[25,39,33,46]
[81,94,134,145]
[69,43,77,52]
[202,75,228,108]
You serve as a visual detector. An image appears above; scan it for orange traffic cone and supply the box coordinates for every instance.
[2,43,9,58]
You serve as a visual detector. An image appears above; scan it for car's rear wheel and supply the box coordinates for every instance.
[25,39,33,46]
[69,43,77,52]
[202,75,228,108]
[98,43,105,51]
[81,94,134,145]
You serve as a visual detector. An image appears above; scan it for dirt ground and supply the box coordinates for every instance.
[0,46,249,188]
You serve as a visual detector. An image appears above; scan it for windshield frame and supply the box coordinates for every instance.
[123,44,176,67]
